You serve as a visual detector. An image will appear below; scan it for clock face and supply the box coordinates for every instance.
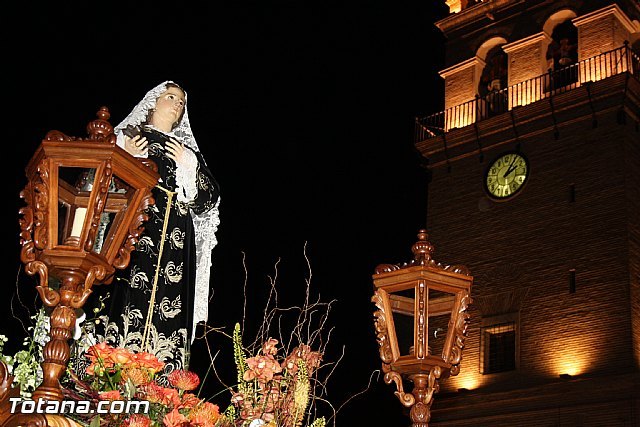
[484,152,529,200]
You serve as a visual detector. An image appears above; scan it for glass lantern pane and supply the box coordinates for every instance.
[388,287,415,357]
[57,201,69,244]
[91,172,135,256]
[55,166,138,254]
[57,166,95,246]
[427,288,456,358]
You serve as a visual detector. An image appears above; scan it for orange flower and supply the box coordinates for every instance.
[132,352,165,374]
[140,383,165,404]
[109,347,134,365]
[85,361,107,376]
[259,385,282,413]
[141,383,182,407]
[161,386,183,407]
[122,366,153,386]
[178,393,202,409]
[87,341,114,361]
[188,401,221,426]
[168,369,200,391]
[123,414,152,427]
[85,342,120,376]
[99,390,123,400]
[162,408,188,427]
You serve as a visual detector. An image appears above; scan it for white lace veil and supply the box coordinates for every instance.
[114,80,221,342]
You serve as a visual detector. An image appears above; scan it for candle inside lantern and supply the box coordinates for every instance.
[70,207,87,237]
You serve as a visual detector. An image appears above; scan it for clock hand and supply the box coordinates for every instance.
[504,164,518,177]
[502,157,517,178]
[502,156,518,178]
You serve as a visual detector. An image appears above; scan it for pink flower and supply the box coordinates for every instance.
[282,344,322,374]
[243,354,282,383]
[230,391,247,406]
[259,384,282,413]
[261,338,279,356]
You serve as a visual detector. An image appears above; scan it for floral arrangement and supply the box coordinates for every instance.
[60,325,327,427]
[63,342,223,427]
[3,251,337,427]
[228,323,325,427]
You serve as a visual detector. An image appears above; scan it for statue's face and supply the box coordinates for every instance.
[154,87,186,127]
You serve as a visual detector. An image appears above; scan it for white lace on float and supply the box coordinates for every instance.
[175,149,198,202]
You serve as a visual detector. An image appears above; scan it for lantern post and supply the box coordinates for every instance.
[372,230,473,426]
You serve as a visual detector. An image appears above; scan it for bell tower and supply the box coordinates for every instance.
[414,0,640,424]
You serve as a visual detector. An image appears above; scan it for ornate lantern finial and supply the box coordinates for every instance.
[86,106,114,139]
[412,229,435,264]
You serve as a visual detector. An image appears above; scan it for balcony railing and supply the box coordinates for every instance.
[415,43,640,142]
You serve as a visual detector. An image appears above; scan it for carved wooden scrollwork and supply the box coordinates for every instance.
[384,369,415,407]
[372,289,394,364]
[44,130,73,142]
[375,263,400,274]
[19,158,51,294]
[383,367,442,427]
[26,159,50,252]
[18,204,35,264]
[0,360,20,426]
[3,413,48,427]
[69,265,107,309]
[447,291,471,375]
[45,415,80,426]
[375,230,472,276]
[35,282,60,307]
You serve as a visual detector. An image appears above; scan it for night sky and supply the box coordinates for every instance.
[4,2,448,425]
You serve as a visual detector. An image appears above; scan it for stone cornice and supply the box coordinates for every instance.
[435,0,525,35]
[572,3,637,33]
[502,32,551,53]
[439,57,484,78]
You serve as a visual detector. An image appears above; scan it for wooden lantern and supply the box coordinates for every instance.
[372,230,473,427]
[17,107,159,401]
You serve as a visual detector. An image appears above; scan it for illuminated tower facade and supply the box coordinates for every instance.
[414,0,639,425]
